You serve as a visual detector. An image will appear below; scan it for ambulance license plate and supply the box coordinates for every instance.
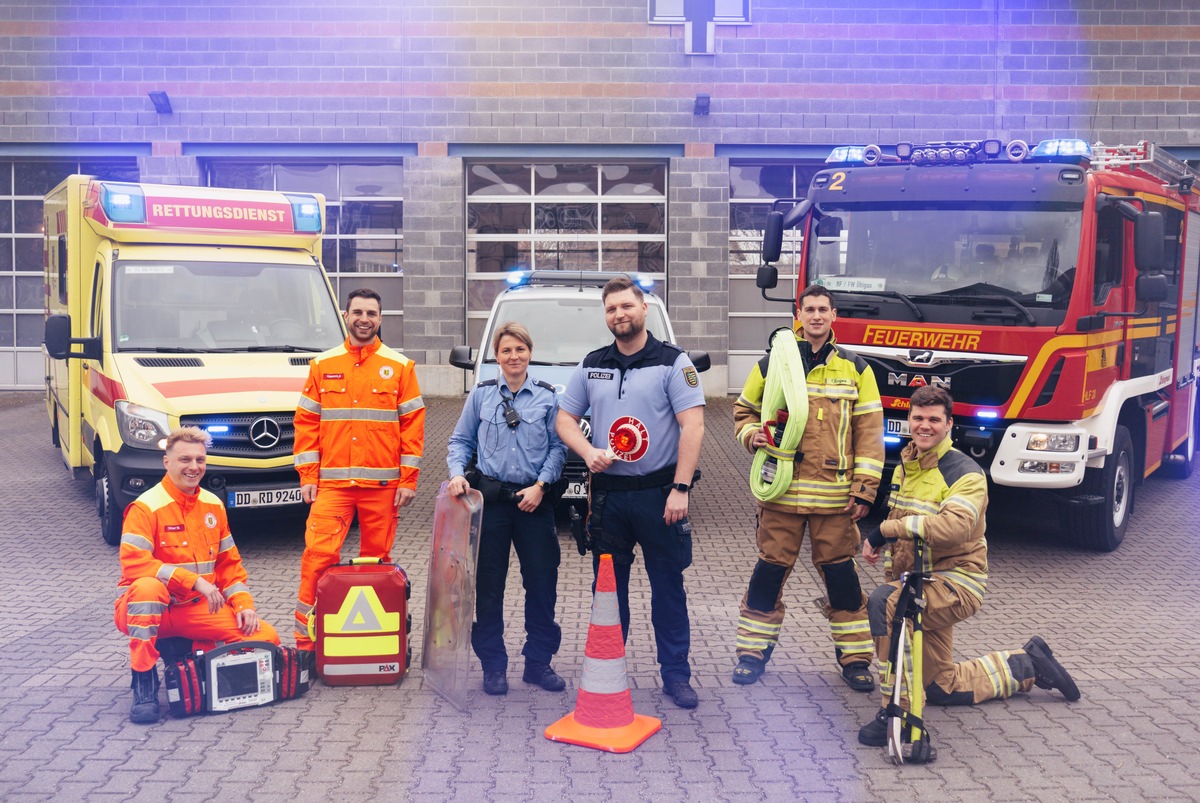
[228,488,304,508]
[562,480,587,499]
[886,418,910,437]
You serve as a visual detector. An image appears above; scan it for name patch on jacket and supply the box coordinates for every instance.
[588,370,615,381]
[323,373,344,380]
[164,524,185,532]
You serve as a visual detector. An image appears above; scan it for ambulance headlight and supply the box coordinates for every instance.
[115,401,171,449]
[1026,432,1079,452]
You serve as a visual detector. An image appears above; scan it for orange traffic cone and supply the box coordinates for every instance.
[544,554,662,753]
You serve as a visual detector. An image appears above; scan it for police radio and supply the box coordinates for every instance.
[164,641,309,717]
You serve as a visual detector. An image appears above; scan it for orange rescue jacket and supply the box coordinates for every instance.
[118,475,256,612]
[293,337,425,490]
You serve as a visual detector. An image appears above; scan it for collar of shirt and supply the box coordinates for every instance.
[599,330,663,369]
[161,474,201,511]
[344,336,382,361]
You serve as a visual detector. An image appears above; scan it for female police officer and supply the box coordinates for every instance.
[446,321,568,696]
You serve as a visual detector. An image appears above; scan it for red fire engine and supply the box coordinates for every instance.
[758,139,1199,551]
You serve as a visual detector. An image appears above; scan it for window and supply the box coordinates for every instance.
[464,161,667,345]
[206,161,405,343]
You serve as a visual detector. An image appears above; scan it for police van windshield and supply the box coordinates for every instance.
[112,260,344,352]
[484,296,672,365]
[807,205,1083,314]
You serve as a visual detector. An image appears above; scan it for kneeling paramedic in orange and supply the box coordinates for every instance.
[292,287,426,653]
[114,426,280,724]
[857,386,1080,760]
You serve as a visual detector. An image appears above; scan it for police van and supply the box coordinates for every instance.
[43,176,346,544]
[448,270,709,510]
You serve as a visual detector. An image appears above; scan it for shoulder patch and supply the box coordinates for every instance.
[938,448,985,487]
[476,378,498,387]
[682,365,699,387]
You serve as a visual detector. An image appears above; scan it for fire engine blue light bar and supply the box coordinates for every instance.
[1029,139,1093,163]
[884,435,903,445]
[977,410,999,419]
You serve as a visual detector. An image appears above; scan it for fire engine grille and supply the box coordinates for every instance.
[862,357,1025,408]
[178,412,296,459]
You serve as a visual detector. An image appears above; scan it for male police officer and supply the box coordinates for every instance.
[857,385,1079,759]
[732,284,884,690]
[556,276,706,709]
[292,288,425,654]
[114,426,280,724]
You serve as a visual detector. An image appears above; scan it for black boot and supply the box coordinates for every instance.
[1021,636,1081,702]
[130,668,160,724]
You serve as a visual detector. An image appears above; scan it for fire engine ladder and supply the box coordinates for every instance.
[1092,141,1200,189]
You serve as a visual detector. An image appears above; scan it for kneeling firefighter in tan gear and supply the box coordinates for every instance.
[858,385,1080,762]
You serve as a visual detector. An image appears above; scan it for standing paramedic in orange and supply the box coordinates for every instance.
[292,288,425,653]
[115,427,280,724]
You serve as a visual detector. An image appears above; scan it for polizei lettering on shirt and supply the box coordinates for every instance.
[587,370,615,380]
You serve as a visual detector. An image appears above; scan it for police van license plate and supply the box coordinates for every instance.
[562,480,587,499]
[228,488,304,508]
[886,419,910,437]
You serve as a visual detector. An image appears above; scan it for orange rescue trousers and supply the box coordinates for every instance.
[115,577,281,673]
[294,485,400,650]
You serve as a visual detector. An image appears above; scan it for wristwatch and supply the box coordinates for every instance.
[535,480,547,490]
[671,482,690,493]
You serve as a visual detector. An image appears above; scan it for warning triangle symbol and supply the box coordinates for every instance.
[340,589,383,632]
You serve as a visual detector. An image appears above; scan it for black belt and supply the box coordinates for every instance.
[591,466,700,492]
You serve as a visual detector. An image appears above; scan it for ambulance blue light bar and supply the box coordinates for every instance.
[205,425,230,434]
[284,194,323,233]
[1028,138,1093,165]
[100,183,147,223]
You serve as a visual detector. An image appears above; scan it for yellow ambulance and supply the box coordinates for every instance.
[43,176,345,544]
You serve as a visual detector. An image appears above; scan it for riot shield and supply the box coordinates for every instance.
[421,481,483,711]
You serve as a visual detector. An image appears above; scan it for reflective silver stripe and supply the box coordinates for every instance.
[400,455,421,469]
[224,582,249,598]
[296,600,315,615]
[128,625,158,640]
[399,396,425,415]
[162,560,216,575]
[217,535,235,553]
[319,408,399,422]
[126,601,167,616]
[590,592,620,626]
[297,396,322,414]
[156,565,176,584]
[578,655,629,694]
[294,451,320,466]
[319,467,401,481]
[120,533,153,551]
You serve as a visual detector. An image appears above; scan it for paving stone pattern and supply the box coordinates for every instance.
[1,391,1198,801]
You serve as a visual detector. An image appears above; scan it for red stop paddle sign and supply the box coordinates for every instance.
[607,416,649,462]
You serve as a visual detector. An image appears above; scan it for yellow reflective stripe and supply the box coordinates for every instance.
[156,565,175,584]
[790,479,853,492]
[892,495,939,516]
[320,408,399,422]
[126,601,167,616]
[853,459,883,478]
[936,569,987,600]
[218,535,235,553]
[322,635,400,657]
[853,400,883,414]
[737,617,781,635]
[942,494,980,520]
[735,395,762,413]
[121,533,153,551]
[297,396,321,414]
[829,620,870,634]
[400,455,421,468]
[128,625,158,640]
[223,582,249,598]
[736,636,776,649]
[399,396,425,415]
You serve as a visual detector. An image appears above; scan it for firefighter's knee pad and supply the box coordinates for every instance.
[867,582,897,638]
[746,559,788,612]
[925,682,974,707]
[823,559,863,612]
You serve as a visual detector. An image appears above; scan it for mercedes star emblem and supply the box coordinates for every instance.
[249,417,282,449]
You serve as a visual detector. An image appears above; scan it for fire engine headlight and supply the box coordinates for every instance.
[115,401,171,449]
[1026,433,1079,452]
[1018,460,1076,475]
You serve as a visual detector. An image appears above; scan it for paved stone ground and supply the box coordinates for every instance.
[1,390,1198,801]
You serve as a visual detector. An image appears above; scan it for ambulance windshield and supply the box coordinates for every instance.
[112,260,343,352]
[805,205,1084,315]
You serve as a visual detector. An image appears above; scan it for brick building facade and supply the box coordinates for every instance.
[3,0,1199,392]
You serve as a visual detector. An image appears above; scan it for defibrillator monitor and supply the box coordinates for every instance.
[204,642,277,712]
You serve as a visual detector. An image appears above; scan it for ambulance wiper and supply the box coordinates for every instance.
[245,345,322,352]
[151,347,214,353]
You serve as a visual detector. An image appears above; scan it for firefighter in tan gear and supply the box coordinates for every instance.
[857,385,1080,755]
[292,287,425,653]
[732,285,884,690]
[114,427,280,724]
